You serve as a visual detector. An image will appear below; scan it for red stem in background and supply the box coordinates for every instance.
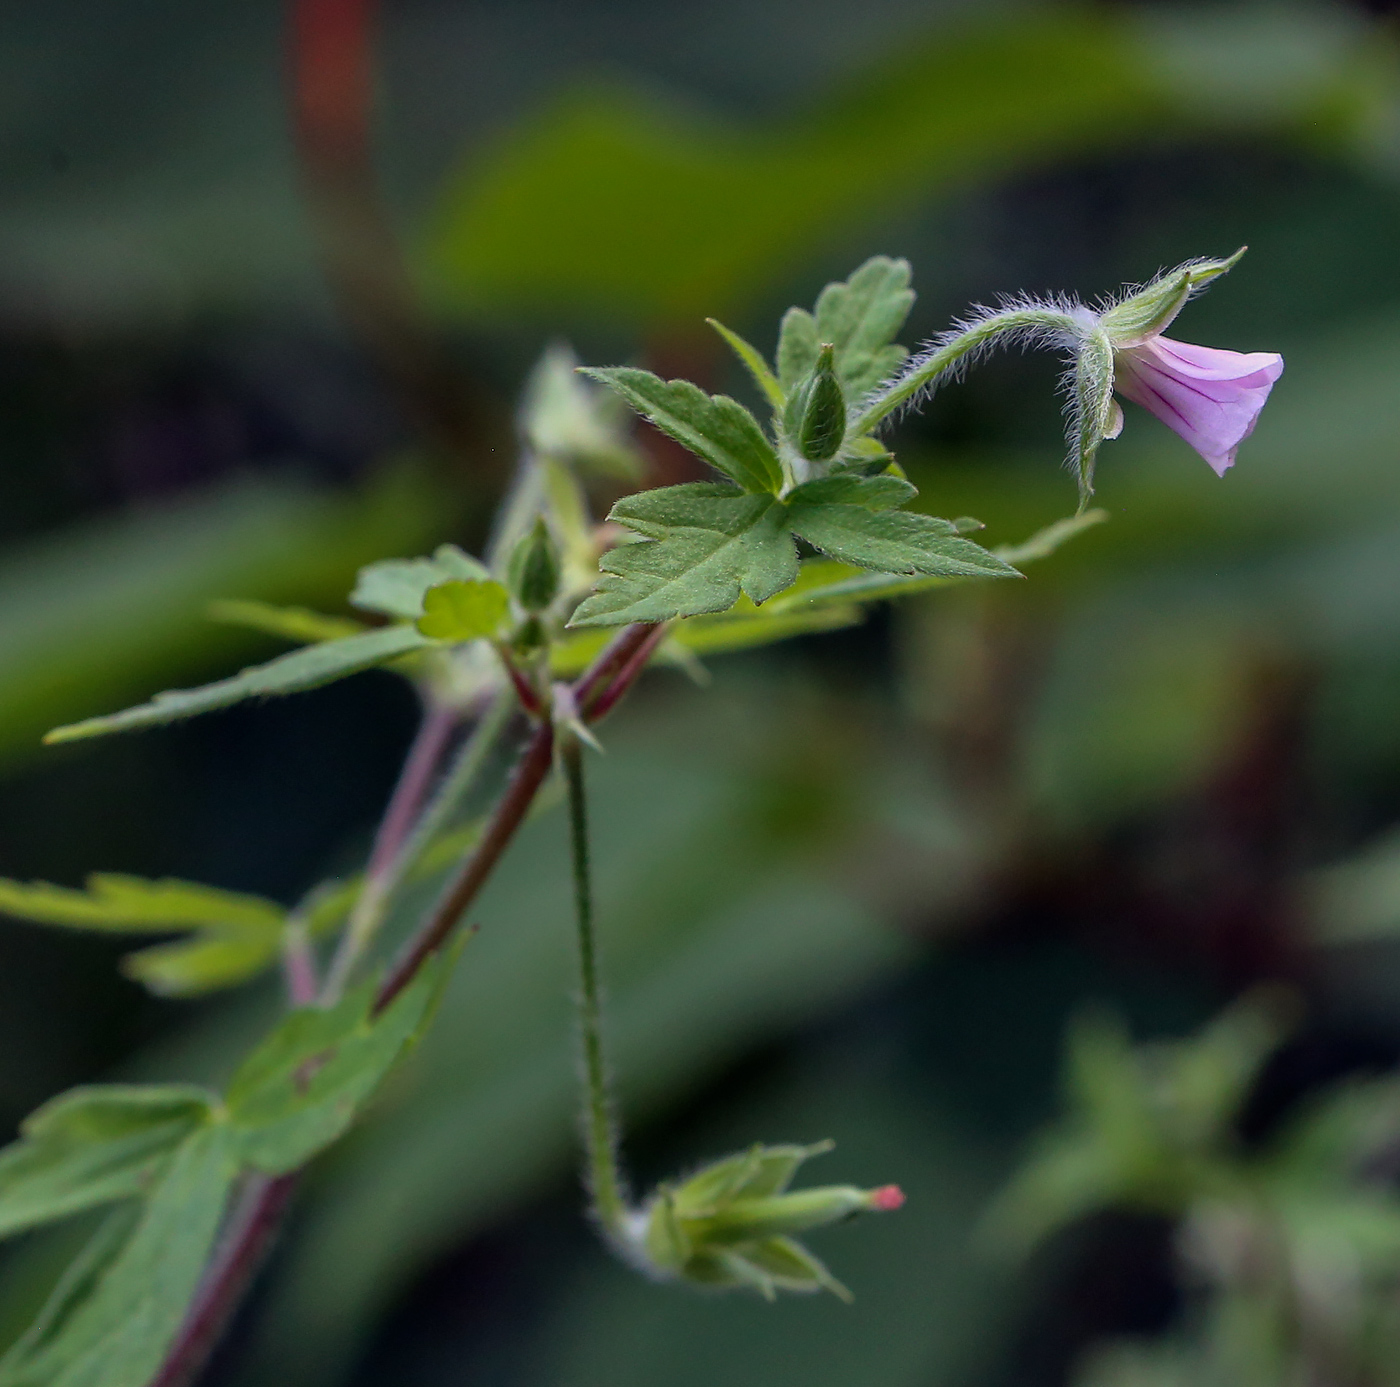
[290,0,480,465]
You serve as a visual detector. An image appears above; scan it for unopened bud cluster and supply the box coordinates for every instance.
[623,1141,904,1300]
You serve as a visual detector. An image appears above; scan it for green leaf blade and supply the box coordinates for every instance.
[705,320,784,410]
[228,954,451,1174]
[44,625,433,744]
[350,544,490,620]
[206,600,367,646]
[569,485,798,626]
[414,580,511,642]
[813,255,915,401]
[0,874,284,935]
[0,1085,214,1243]
[787,505,1021,580]
[582,369,783,495]
[0,1124,238,1387]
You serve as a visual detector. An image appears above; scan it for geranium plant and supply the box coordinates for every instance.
[0,246,1277,1387]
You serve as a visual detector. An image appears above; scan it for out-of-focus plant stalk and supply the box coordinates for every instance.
[290,0,480,464]
[562,736,628,1239]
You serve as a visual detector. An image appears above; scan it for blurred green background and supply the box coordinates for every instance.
[4,1,1400,1384]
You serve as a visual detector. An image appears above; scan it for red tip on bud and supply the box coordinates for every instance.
[868,1184,906,1212]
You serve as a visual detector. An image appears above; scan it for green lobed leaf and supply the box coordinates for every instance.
[43,624,434,744]
[569,484,797,626]
[0,1124,237,1387]
[0,874,290,997]
[705,320,784,410]
[226,950,455,1175]
[0,1086,214,1242]
[784,473,915,510]
[787,503,1021,580]
[0,874,283,936]
[415,579,511,642]
[776,307,821,394]
[811,255,915,402]
[120,934,289,998]
[580,369,784,495]
[206,600,367,645]
[350,544,490,620]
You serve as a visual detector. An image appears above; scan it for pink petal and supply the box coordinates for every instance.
[1114,335,1283,477]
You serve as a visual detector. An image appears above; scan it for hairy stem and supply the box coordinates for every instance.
[562,737,628,1236]
[852,306,1083,434]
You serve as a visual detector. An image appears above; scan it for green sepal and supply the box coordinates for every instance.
[568,484,797,626]
[415,579,512,641]
[1098,248,1247,348]
[786,343,846,463]
[43,624,434,744]
[504,518,562,613]
[581,368,784,495]
[351,544,490,620]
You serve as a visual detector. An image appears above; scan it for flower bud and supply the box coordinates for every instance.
[1098,248,1246,348]
[634,1141,903,1300]
[786,344,847,463]
[507,517,561,613]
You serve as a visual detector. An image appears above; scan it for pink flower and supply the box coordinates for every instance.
[1112,336,1284,477]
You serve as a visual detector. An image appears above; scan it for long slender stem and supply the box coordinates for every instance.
[562,737,628,1236]
[375,720,554,1012]
[322,691,513,1002]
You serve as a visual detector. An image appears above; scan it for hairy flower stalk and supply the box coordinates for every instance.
[560,724,905,1295]
[854,248,1281,507]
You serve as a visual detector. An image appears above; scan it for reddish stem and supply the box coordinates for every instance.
[581,625,669,723]
[366,701,460,881]
[373,720,555,1012]
[147,1173,298,1387]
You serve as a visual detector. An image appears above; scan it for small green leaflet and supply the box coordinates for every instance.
[226,947,456,1174]
[580,368,784,495]
[776,257,914,402]
[0,874,289,997]
[787,505,1019,580]
[207,599,367,645]
[571,474,1016,626]
[351,544,491,620]
[569,484,798,627]
[415,579,511,641]
[44,624,433,745]
[0,1086,214,1241]
[0,1124,238,1387]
